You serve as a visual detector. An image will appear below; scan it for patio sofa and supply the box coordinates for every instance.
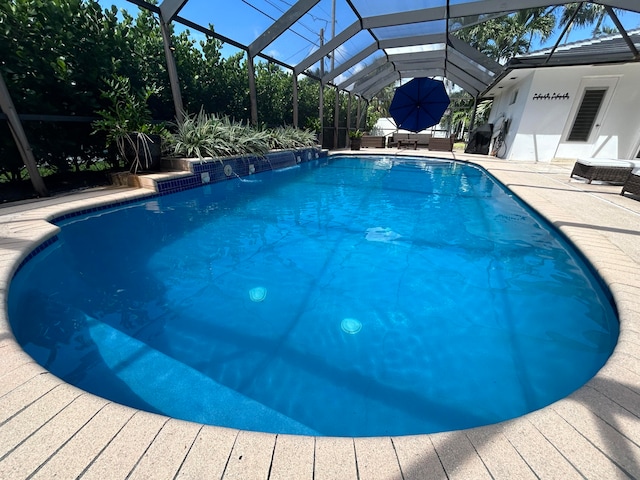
[387,132,431,149]
[360,135,386,148]
[570,158,638,184]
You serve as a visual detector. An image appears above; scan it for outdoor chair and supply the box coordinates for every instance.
[428,135,455,152]
[621,171,640,199]
[570,158,634,184]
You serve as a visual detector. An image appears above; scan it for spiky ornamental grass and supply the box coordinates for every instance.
[265,126,317,150]
[171,109,216,160]
[170,111,317,161]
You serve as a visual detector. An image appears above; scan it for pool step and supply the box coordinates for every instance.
[83,316,319,435]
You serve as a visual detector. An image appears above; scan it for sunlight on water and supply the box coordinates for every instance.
[9,156,619,437]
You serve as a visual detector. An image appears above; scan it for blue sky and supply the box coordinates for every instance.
[98,0,337,62]
[98,0,640,73]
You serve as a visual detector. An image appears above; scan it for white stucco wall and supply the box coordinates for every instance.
[488,62,640,162]
[487,72,534,158]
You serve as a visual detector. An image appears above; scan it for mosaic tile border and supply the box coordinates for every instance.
[19,148,326,274]
[48,148,326,224]
[12,235,59,276]
[157,148,325,195]
[51,199,149,224]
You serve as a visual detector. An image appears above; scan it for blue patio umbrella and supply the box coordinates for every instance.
[389,77,450,132]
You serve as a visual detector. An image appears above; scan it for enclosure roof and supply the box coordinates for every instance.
[482,27,640,98]
[511,26,640,65]
[149,0,640,99]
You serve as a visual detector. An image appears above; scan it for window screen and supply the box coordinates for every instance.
[567,88,606,141]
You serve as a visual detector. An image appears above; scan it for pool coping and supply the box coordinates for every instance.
[1,150,640,479]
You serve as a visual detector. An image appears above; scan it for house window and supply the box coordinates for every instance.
[567,88,607,141]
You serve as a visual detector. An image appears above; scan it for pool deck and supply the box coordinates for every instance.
[1,149,640,479]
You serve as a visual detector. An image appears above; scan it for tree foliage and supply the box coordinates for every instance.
[0,0,323,199]
[255,62,293,127]
[456,8,556,64]
[555,3,622,39]
[1,0,121,185]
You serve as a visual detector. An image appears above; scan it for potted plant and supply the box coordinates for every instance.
[349,129,363,150]
[92,75,166,173]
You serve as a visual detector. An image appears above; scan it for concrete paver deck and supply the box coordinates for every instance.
[1,150,639,479]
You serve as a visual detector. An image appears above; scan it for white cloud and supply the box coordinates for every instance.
[334,61,365,86]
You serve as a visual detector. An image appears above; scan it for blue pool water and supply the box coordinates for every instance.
[9,156,619,437]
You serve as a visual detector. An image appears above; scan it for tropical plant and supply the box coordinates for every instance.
[348,129,364,139]
[554,3,622,40]
[297,77,322,134]
[255,62,294,127]
[439,92,477,138]
[212,115,268,157]
[91,75,166,172]
[264,126,317,149]
[1,0,367,199]
[283,127,317,148]
[455,8,556,64]
[304,117,321,134]
[0,0,122,181]
[170,109,216,159]
[170,111,315,160]
[475,100,493,125]
[368,84,396,122]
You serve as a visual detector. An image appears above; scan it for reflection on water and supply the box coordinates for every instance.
[8,157,619,437]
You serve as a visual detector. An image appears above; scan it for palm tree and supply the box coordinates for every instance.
[452,8,556,136]
[455,8,556,64]
[555,3,622,41]
[367,84,396,129]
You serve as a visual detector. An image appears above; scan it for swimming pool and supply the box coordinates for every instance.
[8,156,619,437]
